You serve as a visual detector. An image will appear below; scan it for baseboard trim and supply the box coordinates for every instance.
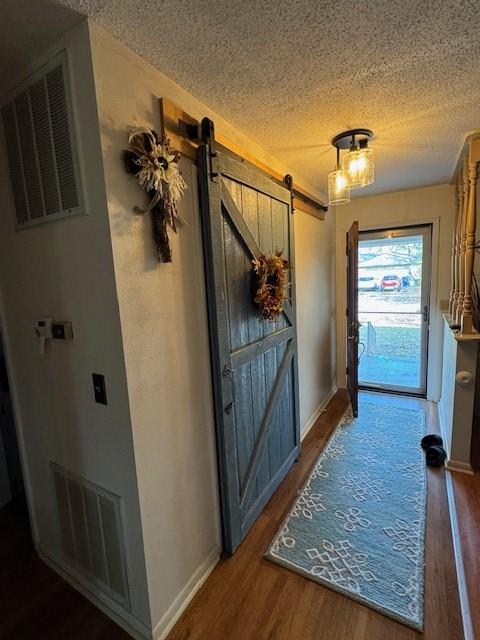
[152,547,219,640]
[445,470,474,640]
[301,385,338,441]
[38,546,150,640]
[39,544,220,640]
[446,459,474,475]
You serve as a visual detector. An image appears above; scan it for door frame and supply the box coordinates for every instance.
[357,224,432,397]
[346,222,359,415]
[0,319,33,528]
[337,216,441,401]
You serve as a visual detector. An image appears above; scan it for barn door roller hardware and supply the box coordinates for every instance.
[201,118,218,181]
[177,116,218,182]
[159,97,327,216]
[288,175,328,213]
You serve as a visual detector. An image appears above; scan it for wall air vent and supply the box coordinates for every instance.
[1,51,84,228]
[51,463,129,608]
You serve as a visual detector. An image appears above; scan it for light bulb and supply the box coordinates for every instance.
[328,166,350,205]
[343,147,374,189]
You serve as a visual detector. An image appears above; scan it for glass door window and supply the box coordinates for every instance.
[357,226,431,396]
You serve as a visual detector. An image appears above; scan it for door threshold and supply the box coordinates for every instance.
[359,385,426,399]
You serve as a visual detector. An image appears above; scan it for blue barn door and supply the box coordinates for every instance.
[198,139,300,553]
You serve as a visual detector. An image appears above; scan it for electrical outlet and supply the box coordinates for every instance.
[52,322,73,340]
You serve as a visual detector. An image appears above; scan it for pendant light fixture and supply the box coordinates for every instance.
[328,129,375,205]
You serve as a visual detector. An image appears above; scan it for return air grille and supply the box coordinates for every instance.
[1,51,83,228]
[51,463,129,607]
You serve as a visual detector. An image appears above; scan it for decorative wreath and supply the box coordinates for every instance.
[124,128,187,263]
[251,252,290,321]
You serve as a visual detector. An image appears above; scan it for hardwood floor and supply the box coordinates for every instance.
[0,505,129,640]
[0,391,466,640]
[168,390,463,640]
[452,471,480,639]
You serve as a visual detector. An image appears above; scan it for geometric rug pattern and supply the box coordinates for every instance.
[266,397,426,630]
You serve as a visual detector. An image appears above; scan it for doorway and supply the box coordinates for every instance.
[357,225,432,396]
[0,333,28,518]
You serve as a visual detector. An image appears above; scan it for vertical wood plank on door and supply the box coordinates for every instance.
[223,178,256,499]
[272,340,289,466]
[272,198,289,332]
[258,192,276,337]
[257,190,278,485]
[242,184,269,494]
[272,197,293,462]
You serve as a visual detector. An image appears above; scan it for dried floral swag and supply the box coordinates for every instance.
[252,252,290,320]
[124,128,187,263]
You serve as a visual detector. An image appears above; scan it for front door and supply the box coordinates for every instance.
[198,144,300,553]
[357,225,432,395]
[346,222,360,417]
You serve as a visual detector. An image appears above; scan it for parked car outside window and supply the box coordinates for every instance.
[380,274,402,291]
[358,276,378,291]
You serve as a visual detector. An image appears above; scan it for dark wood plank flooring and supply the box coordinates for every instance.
[452,471,480,640]
[0,390,466,639]
[168,390,463,640]
[0,505,130,640]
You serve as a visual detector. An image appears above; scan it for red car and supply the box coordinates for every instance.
[380,274,402,291]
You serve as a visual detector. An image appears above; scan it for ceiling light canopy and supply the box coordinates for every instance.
[328,129,375,205]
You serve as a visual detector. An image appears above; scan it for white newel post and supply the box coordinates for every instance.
[450,173,462,317]
[461,159,478,334]
[455,158,469,325]
[439,317,479,473]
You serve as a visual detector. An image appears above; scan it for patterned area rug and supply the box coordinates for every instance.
[266,398,426,630]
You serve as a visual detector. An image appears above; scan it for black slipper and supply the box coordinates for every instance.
[421,434,443,450]
[425,444,447,467]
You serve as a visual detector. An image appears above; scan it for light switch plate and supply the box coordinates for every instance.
[92,373,107,405]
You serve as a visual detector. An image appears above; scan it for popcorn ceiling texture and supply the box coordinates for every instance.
[8,0,480,195]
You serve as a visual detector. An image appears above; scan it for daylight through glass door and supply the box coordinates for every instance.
[358,226,431,396]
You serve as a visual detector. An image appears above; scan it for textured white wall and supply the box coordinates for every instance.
[295,210,337,434]
[0,21,150,628]
[89,23,222,633]
[334,184,455,401]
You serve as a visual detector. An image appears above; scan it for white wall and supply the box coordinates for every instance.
[0,21,151,629]
[295,210,337,435]
[335,183,455,401]
[89,23,222,635]
[89,20,337,635]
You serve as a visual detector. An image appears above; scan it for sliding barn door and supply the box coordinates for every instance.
[198,145,300,553]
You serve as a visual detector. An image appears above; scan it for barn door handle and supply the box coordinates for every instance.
[223,365,236,412]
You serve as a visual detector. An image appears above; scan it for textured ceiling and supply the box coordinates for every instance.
[0,0,83,91]
[5,0,480,197]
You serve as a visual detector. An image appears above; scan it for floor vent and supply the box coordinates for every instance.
[51,463,129,608]
[1,50,84,228]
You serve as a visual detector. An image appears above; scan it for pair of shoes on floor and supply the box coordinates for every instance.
[420,434,447,467]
